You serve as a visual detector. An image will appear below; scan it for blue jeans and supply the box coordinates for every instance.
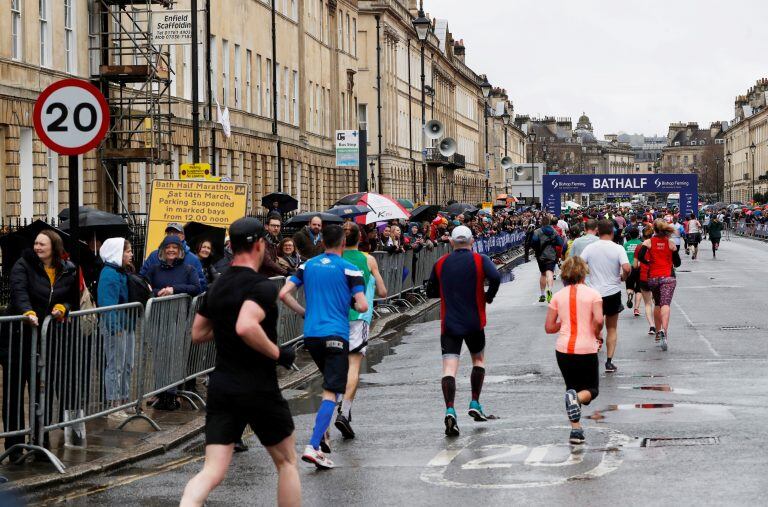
[104,330,135,402]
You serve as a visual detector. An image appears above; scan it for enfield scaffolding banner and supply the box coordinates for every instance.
[542,173,698,217]
[151,11,193,45]
[472,230,526,256]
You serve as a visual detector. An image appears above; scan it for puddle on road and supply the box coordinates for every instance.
[616,385,697,395]
[587,403,734,423]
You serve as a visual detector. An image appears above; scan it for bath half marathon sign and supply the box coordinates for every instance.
[542,174,698,217]
[145,179,248,259]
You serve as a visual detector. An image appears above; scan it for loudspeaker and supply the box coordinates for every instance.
[425,120,444,140]
[439,137,457,157]
[514,166,526,176]
[501,156,513,170]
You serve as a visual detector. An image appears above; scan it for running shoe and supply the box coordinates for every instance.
[634,309,640,317]
[605,360,618,373]
[444,408,460,437]
[626,294,633,309]
[468,400,488,422]
[658,330,668,351]
[320,434,332,454]
[334,413,356,440]
[301,445,334,470]
[648,326,656,336]
[565,389,581,422]
[569,428,585,445]
[654,331,661,343]
[538,295,546,303]
[546,290,553,303]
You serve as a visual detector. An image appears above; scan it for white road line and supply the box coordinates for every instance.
[673,300,720,357]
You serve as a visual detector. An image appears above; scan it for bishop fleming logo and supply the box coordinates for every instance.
[654,178,662,187]
[551,179,559,189]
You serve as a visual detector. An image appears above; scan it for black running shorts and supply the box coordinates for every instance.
[304,336,349,394]
[556,351,599,402]
[441,330,486,358]
[205,387,294,447]
[602,291,624,317]
[537,259,557,274]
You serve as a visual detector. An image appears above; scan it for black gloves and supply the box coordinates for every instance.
[485,292,495,304]
[277,345,296,370]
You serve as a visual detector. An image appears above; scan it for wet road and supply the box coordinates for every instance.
[28,237,768,506]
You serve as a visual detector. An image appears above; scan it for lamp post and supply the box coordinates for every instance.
[750,141,756,202]
[369,160,376,191]
[726,150,732,203]
[502,110,511,195]
[528,131,537,207]
[479,75,492,202]
[412,3,430,203]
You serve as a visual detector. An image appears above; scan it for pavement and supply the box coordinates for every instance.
[15,237,768,505]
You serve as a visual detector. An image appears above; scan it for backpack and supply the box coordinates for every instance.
[537,230,559,262]
[127,273,153,306]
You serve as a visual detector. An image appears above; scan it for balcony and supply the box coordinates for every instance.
[425,148,466,169]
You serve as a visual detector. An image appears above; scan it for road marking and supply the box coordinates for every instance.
[427,449,463,467]
[673,301,720,357]
[524,444,584,467]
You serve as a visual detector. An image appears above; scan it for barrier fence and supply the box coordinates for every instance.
[0,231,522,474]
[735,220,768,239]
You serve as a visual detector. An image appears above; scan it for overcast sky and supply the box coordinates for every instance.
[430,0,768,138]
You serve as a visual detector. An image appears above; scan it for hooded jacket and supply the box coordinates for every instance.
[139,239,207,292]
[8,249,79,319]
[144,237,201,297]
[97,238,131,331]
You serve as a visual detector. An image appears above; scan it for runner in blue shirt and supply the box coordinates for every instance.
[279,224,367,470]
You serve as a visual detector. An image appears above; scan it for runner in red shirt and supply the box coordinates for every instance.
[634,227,655,335]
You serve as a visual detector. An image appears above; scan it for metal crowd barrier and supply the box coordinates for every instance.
[272,277,306,347]
[0,316,59,470]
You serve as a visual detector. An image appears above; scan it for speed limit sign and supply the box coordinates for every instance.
[33,79,109,155]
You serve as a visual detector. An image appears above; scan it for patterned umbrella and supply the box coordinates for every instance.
[335,193,411,225]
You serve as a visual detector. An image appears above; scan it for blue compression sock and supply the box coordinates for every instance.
[310,400,337,450]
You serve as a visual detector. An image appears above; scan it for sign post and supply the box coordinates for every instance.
[33,79,110,286]
[336,130,360,168]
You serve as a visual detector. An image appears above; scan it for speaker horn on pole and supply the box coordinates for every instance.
[424,120,444,140]
[501,156,513,170]
[514,166,526,176]
[439,137,457,157]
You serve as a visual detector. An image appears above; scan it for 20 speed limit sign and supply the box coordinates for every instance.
[33,79,109,155]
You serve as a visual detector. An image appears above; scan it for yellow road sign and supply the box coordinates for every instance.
[180,162,213,180]
[145,179,248,258]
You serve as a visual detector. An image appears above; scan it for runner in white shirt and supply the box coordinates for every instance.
[580,220,631,373]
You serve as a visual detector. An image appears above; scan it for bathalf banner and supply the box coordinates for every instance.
[542,174,698,217]
[472,230,526,256]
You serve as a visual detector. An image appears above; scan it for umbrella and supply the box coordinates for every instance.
[0,220,94,273]
[335,192,411,225]
[326,205,371,219]
[563,200,582,210]
[58,206,130,240]
[397,198,415,210]
[444,202,477,216]
[284,212,344,226]
[183,222,227,259]
[409,204,440,223]
[261,192,299,214]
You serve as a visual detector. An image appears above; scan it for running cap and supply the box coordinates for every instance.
[165,222,184,233]
[229,217,266,247]
[450,225,473,242]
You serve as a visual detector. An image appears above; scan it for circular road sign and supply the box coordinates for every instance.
[33,79,110,156]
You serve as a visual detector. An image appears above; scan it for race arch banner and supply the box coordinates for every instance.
[542,173,698,217]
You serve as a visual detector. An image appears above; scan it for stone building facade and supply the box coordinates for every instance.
[661,121,725,197]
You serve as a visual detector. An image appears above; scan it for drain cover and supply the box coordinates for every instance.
[719,325,758,331]
[641,437,719,447]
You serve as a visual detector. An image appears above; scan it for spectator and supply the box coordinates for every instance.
[4,230,79,455]
[140,223,207,292]
[195,239,220,285]
[213,236,234,276]
[293,215,324,260]
[277,238,302,274]
[261,215,289,277]
[97,238,136,419]
[144,236,202,298]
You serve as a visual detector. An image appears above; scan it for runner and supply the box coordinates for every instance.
[580,220,631,373]
[569,219,599,259]
[687,213,703,260]
[634,227,656,335]
[531,216,564,303]
[544,256,603,444]
[671,218,685,252]
[279,224,368,470]
[427,225,501,437]
[335,223,388,439]
[180,218,300,507]
[702,211,711,241]
[708,215,723,258]
[638,219,678,351]
[623,227,642,315]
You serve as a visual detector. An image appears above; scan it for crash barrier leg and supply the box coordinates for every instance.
[178,294,212,410]
[0,316,64,472]
[131,294,191,430]
[270,277,306,348]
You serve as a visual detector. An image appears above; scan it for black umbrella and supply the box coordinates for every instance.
[409,204,440,223]
[183,222,227,260]
[334,193,366,206]
[444,202,478,216]
[58,206,130,241]
[261,192,299,214]
[284,212,344,226]
[325,205,371,219]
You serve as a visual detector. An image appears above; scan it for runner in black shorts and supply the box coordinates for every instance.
[181,218,300,507]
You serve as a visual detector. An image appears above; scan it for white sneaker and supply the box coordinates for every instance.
[301,445,334,469]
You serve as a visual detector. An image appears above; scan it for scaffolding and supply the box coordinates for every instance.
[91,0,175,213]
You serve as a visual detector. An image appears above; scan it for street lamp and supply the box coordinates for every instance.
[478,75,492,201]
[528,131,537,207]
[413,3,430,202]
[369,160,376,191]
[726,150,732,203]
[750,141,756,202]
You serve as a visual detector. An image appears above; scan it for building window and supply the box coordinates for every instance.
[352,18,357,56]
[39,0,51,67]
[338,9,343,49]
[183,44,192,100]
[12,0,22,60]
[88,0,100,74]
[221,39,230,106]
[234,44,241,109]
[256,54,263,115]
[19,128,34,219]
[266,58,272,117]
[209,35,217,100]
[283,67,289,122]
[275,63,281,121]
[64,0,76,73]
[292,70,299,126]
[47,149,59,220]
[346,14,351,54]
[245,50,252,112]
[308,80,314,132]
[169,45,177,96]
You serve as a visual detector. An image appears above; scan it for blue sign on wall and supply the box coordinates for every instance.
[542,174,698,217]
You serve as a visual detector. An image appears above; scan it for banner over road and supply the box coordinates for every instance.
[542,174,698,217]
